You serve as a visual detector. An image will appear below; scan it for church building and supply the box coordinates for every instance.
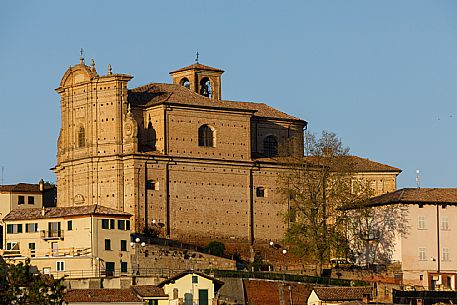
[53,56,400,246]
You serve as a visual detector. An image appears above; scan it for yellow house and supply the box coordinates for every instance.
[157,271,224,305]
[2,205,132,278]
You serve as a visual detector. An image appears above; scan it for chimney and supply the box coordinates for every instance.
[39,179,44,192]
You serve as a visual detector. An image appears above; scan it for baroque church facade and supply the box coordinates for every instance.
[53,57,401,245]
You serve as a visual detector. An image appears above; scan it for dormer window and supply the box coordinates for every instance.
[263,135,278,157]
[198,125,214,147]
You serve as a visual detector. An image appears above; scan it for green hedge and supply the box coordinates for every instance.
[202,269,368,286]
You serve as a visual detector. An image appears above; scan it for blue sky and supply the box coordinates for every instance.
[1,1,456,188]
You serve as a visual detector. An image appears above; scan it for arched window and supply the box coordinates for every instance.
[78,126,85,148]
[263,135,278,157]
[180,77,190,89]
[199,77,212,97]
[198,125,214,147]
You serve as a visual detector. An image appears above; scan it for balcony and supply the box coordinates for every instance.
[41,230,64,240]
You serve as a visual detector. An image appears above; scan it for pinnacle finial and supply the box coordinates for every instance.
[127,103,131,113]
[108,64,112,75]
[195,51,199,64]
[79,48,84,64]
[90,58,95,68]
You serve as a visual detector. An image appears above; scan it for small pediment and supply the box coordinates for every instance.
[58,64,98,89]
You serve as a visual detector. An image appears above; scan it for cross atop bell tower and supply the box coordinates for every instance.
[169,61,224,100]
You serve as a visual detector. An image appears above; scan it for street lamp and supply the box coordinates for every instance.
[130,238,145,275]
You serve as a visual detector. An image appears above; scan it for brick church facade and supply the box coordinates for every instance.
[53,57,400,245]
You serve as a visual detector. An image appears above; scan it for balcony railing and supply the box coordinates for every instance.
[41,230,64,240]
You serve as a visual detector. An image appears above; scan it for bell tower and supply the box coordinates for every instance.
[170,62,224,100]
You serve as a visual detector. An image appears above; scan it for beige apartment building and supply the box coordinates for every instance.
[2,205,132,278]
[366,188,457,290]
[52,56,400,246]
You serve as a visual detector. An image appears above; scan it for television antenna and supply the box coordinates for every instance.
[416,169,421,189]
[1,166,4,185]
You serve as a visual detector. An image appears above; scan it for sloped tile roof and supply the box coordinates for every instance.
[127,83,304,122]
[0,183,40,193]
[313,286,372,301]
[363,188,457,207]
[243,279,312,305]
[130,285,167,298]
[303,156,401,173]
[3,204,131,221]
[169,63,224,74]
[157,270,224,290]
[64,288,141,303]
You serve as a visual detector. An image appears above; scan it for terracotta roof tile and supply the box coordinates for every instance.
[3,204,131,221]
[169,63,224,74]
[363,188,457,207]
[243,279,313,305]
[303,156,401,173]
[130,285,167,297]
[157,270,224,290]
[0,183,41,193]
[128,83,304,122]
[64,288,141,303]
[313,286,372,301]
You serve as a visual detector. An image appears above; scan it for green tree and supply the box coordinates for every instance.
[280,131,356,274]
[0,258,65,304]
[205,240,225,257]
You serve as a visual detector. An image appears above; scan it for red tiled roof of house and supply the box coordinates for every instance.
[303,156,401,173]
[64,288,141,303]
[169,63,224,74]
[312,286,372,301]
[3,204,131,221]
[130,285,168,297]
[0,183,41,193]
[157,270,224,290]
[128,83,305,122]
[243,279,313,305]
[362,188,457,207]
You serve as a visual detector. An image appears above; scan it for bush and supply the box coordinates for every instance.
[205,240,225,257]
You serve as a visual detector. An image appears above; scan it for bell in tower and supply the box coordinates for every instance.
[169,58,224,100]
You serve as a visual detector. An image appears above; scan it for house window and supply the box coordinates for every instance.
[7,224,23,234]
[256,187,265,198]
[118,220,131,231]
[29,243,36,257]
[263,135,278,157]
[418,216,426,230]
[121,261,128,273]
[28,196,34,205]
[192,275,198,283]
[67,220,73,231]
[102,219,115,229]
[56,261,65,271]
[18,196,25,205]
[105,262,115,276]
[443,248,450,261]
[48,222,61,238]
[148,300,159,305]
[198,125,214,147]
[121,240,127,251]
[78,126,85,148]
[6,242,17,250]
[105,239,111,251]
[441,217,449,230]
[419,247,426,261]
[25,223,38,233]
